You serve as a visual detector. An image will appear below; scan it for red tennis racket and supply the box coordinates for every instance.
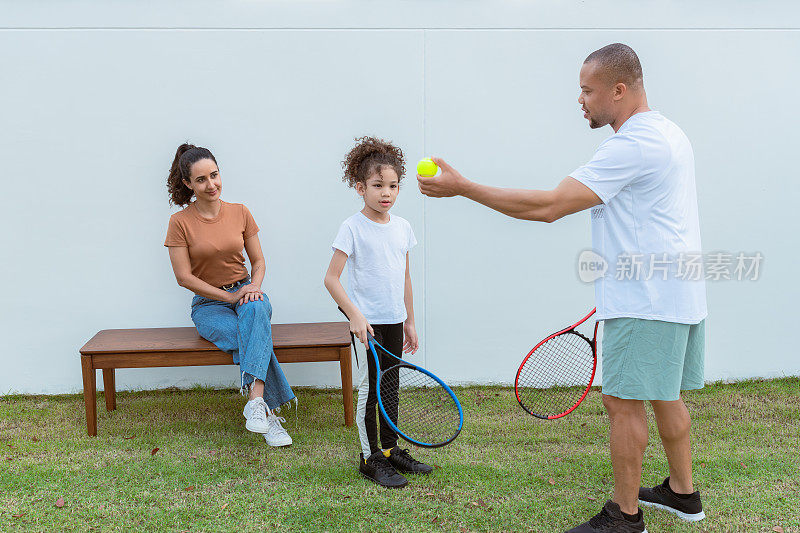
[515,308,598,419]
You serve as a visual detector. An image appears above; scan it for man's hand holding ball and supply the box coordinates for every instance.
[416,157,438,177]
[416,157,469,198]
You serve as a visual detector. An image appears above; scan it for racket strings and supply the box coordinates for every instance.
[517,331,594,418]
[379,365,460,447]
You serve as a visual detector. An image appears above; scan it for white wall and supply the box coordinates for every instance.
[2,1,798,395]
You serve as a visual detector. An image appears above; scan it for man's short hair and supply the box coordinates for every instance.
[584,43,643,90]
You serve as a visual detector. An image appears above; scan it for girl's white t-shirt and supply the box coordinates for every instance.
[332,212,417,324]
[570,111,707,324]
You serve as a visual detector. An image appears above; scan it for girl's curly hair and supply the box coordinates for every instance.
[341,136,405,188]
[166,143,218,207]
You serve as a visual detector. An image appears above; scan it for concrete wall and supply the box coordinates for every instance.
[2,1,798,394]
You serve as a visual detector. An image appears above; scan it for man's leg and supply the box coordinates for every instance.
[603,394,648,516]
[650,398,694,494]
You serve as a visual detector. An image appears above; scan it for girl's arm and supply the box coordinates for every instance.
[324,249,373,345]
[403,252,419,354]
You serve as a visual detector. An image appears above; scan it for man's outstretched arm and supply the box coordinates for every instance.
[417,157,602,223]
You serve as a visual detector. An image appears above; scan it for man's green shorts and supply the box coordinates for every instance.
[601,318,706,401]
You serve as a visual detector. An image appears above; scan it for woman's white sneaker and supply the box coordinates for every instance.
[243,397,270,433]
[263,411,292,447]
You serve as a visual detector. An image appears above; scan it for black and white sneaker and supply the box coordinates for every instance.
[566,500,647,533]
[386,447,434,474]
[359,451,408,488]
[638,477,705,521]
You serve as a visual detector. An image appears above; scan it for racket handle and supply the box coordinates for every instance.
[366,332,376,351]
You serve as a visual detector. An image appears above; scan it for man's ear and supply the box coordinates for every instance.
[613,82,627,101]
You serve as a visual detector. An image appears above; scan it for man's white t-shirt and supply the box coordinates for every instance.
[332,212,417,324]
[570,111,707,324]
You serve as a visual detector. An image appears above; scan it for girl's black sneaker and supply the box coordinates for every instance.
[386,447,433,474]
[359,451,408,488]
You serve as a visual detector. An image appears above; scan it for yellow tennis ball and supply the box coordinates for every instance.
[416,157,439,177]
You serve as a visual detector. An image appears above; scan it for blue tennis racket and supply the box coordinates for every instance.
[367,333,463,448]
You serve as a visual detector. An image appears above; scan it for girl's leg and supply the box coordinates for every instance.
[377,323,404,451]
[360,328,382,456]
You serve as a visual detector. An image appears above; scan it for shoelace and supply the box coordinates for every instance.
[373,456,399,478]
[394,448,421,467]
[588,506,614,529]
[653,483,670,498]
[248,399,268,424]
[266,413,289,437]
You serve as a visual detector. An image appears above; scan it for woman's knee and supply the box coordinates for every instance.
[192,307,237,342]
[238,298,272,319]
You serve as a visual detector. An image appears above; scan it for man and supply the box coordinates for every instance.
[418,43,707,533]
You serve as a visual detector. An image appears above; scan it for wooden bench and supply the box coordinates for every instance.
[79,322,353,436]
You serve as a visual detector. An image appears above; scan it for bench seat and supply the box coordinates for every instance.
[79,322,353,436]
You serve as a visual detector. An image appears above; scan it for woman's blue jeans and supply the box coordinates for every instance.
[190,279,295,409]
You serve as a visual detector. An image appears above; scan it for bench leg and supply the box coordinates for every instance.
[102,369,116,411]
[339,346,354,427]
[81,355,97,437]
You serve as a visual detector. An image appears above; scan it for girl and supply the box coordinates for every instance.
[324,136,432,488]
[164,143,294,446]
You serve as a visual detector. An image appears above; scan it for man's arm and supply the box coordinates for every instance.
[417,157,602,223]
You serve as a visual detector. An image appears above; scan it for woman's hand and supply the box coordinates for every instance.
[350,314,374,347]
[229,284,264,306]
[403,322,419,355]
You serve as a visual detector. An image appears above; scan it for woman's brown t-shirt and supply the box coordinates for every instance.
[164,201,259,287]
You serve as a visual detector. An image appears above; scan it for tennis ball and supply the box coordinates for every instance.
[417,157,439,177]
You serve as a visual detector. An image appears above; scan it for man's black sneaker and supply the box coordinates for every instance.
[638,477,705,522]
[386,447,434,474]
[566,500,647,533]
[359,451,408,488]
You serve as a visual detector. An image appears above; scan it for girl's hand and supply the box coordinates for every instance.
[403,322,419,355]
[350,314,374,347]
[230,284,264,306]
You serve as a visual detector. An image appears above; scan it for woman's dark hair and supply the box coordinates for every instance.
[167,143,218,206]
[341,136,405,189]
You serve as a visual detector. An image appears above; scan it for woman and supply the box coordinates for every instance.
[164,143,294,446]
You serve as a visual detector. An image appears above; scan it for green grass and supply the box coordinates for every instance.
[1,379,798,532]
